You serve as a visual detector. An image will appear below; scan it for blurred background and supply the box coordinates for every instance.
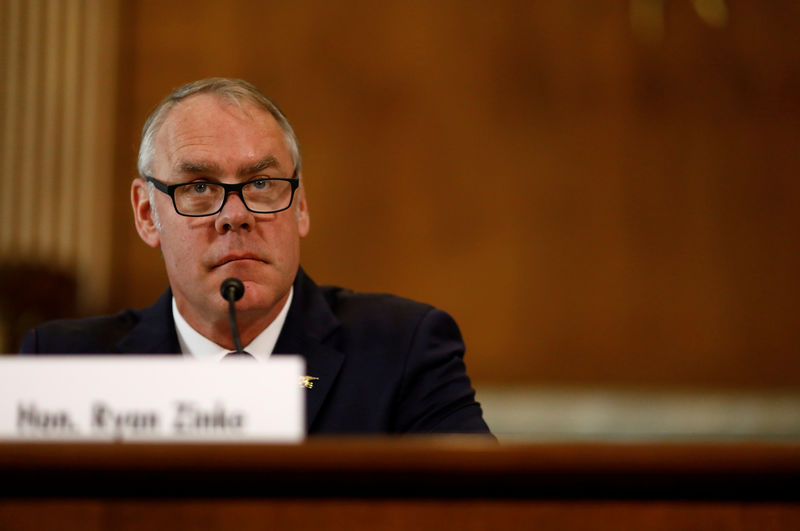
[1,0,798,440]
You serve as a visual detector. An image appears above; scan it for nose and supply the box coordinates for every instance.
[214,191,256,233]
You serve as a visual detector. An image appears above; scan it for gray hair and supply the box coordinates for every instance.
[137,78,302,179]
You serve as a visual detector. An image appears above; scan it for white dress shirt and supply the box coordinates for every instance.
[172,287,293,362]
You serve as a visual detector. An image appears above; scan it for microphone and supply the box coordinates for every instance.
[220,278,245,354]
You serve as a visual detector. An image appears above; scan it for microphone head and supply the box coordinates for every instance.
[220,277,245,302]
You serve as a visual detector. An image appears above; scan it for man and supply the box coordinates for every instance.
[20,78,491,435]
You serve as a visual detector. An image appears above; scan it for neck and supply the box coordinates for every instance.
[177,291,290,350]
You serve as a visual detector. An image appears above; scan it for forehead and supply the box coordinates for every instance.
[153,93,289,171]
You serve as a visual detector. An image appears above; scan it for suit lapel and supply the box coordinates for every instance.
[115,289,181,355]
[274,269,344,431]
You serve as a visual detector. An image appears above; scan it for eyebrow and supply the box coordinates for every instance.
[177,161,222,176]
[238,156,279,177]
[175,156,280,179]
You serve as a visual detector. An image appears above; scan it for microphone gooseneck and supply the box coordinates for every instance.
[220,278,245,353]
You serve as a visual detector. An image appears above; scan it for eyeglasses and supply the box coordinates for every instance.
[144,171,299,217]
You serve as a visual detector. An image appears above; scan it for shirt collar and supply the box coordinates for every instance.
[172,287,293,362]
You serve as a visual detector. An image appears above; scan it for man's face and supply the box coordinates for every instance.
[132,93,309,330]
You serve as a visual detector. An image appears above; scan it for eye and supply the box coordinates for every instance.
[251,179,270,190]
[191,183,209,194]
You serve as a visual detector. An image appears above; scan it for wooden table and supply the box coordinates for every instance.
[1,438,799,530]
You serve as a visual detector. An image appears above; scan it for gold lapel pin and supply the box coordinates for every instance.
[300,376,319,389]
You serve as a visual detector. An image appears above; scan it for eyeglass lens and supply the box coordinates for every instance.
[173,180,294,215]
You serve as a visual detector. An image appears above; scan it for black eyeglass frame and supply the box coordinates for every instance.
[144,171,299,217]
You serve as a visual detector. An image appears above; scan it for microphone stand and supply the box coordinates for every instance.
[220,278,245,354]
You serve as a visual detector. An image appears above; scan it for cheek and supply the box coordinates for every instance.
[260,215,299,244]
[160,225,205,270]
[274,222,303,258]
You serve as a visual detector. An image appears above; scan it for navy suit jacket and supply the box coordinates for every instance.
[20,268,491,436]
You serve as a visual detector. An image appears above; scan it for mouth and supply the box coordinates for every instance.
[212,254,267,269]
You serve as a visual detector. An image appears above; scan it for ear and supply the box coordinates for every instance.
[131,178,162,248]
[295,186,310,237]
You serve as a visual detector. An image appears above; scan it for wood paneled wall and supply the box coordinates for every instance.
[107,1,799,388]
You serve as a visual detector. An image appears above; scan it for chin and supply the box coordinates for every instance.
[236,282,286,313]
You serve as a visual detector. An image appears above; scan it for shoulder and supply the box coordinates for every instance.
[321,285,434,319]
[19,289,175,354]
[313,284,464,354]
[20,309,141,354]
[319,284,458,335]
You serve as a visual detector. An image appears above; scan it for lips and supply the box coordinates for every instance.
[212,253,267,269]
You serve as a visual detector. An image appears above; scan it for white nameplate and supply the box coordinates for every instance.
[0,356,305,442]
